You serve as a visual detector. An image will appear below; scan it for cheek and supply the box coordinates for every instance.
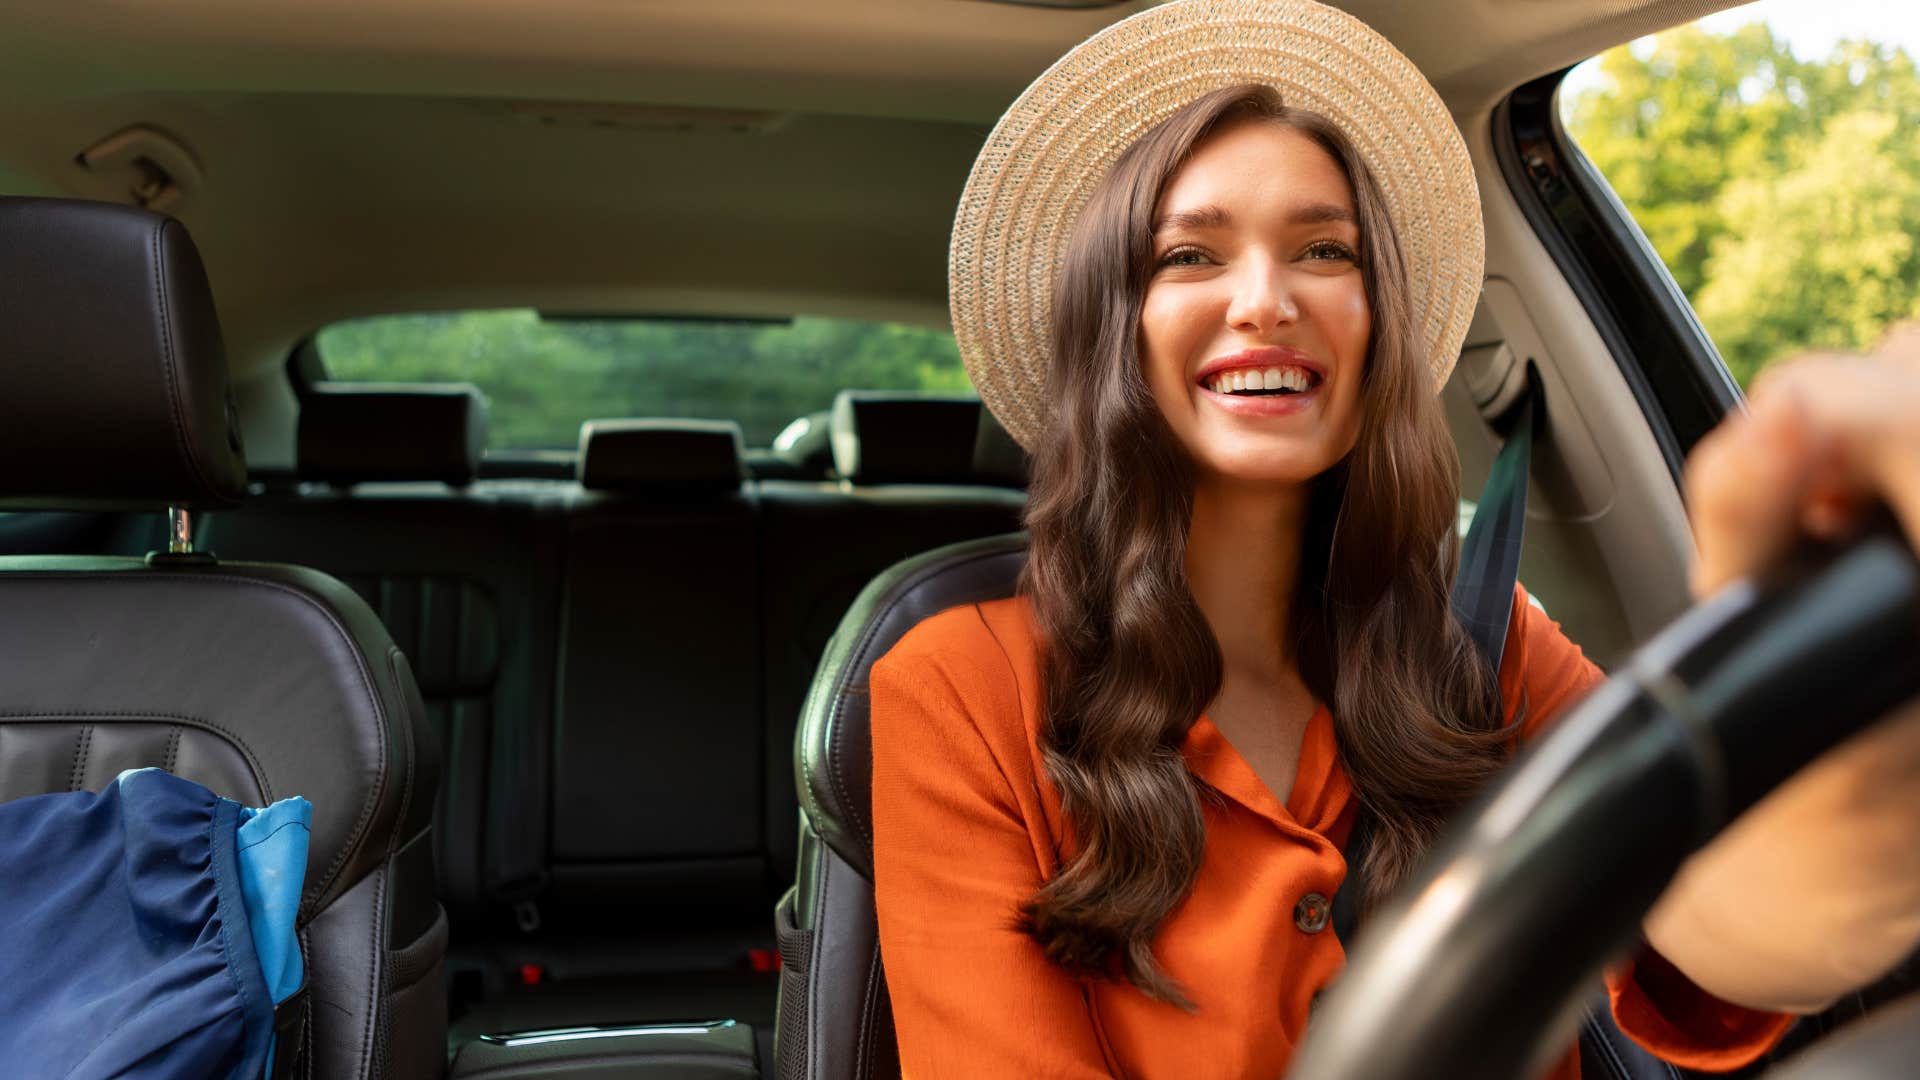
[1139,288,1195,396]
[1331,282,1371,356]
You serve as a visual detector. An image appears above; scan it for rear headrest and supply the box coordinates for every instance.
[0,197,246,509]
[299,384,488,486]
[578,419,746,495]
[830,392,1028,487]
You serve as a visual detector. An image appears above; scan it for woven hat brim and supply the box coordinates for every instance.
[949,0,1484,451]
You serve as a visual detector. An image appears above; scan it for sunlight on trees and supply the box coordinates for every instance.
[1565,24,1920,385]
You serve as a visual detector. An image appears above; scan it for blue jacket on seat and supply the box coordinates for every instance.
[0,768,310,1080]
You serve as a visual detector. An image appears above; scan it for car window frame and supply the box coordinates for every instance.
[1493,68,1744,482]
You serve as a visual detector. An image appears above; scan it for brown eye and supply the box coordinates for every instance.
[1304,240,1357,263]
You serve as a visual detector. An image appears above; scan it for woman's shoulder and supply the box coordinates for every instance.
[1500,582,1607,739]
[880,595,1039,676]
[872,595,1042,742]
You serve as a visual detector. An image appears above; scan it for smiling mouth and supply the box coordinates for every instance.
[1200,365,1323,397]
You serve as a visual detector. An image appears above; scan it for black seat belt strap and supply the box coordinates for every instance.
[1329,362,1540,943]
[1450,361,1544,674]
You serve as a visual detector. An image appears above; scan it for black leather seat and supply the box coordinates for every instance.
[0,196,447,1079]
[770,533,1768,1080]
[758,394,1025,883]
[775,532,1028,1080]
[202,384,563,934]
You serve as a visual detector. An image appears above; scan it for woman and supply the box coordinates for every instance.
[871,2,1920,1077]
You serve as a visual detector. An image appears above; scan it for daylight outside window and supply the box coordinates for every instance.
[1559,0,1920,388]
[316,310,973,451]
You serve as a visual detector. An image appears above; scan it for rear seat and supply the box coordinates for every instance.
[758,393,1026,878]
[547,419,766,923]
[203,383,1025,1054]
[200,384,567,932]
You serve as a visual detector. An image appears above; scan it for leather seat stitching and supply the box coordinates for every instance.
[148,220,218,498]
[68,724,92,791]
[357,863,386,1078]
[2,711,274,802]
[806,848,831,1080]
[5,571,391,907]
[855,940,884,1079]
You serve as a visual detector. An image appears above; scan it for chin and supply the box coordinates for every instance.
[1197,445,1333,489]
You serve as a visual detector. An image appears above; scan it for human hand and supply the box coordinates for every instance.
[1687,322,1920,596]
[1643,324,1920,1013]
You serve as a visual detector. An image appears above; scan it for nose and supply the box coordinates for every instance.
[1225,257,1299,334]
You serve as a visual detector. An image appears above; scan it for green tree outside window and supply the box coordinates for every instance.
[1563,24,1920,385]
[317,311,973,450]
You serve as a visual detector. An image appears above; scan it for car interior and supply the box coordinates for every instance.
[1,1,1912,1078]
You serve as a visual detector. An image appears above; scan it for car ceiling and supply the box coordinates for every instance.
[0,0,1741,391]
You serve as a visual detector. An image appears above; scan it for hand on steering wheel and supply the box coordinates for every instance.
[1647,325,1920,1013]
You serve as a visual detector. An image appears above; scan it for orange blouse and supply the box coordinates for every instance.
[870,585,1792,1079]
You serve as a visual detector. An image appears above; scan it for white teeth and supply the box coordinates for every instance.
[1206,366,1316,394]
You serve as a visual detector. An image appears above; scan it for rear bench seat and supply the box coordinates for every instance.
[199,384,566,934]
[203,384,1025,1056]
[548,419,766,922]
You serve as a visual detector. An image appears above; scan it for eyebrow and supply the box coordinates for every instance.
[1151,201,1356,233]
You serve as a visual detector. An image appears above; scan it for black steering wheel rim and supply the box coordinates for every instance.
[1288,533,1920,1079]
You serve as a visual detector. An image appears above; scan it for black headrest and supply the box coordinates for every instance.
[298,384,488,486]
[0,197,246,509]
[797,533,1028,879]
[829,392,1028,487]
[577,419,746,495]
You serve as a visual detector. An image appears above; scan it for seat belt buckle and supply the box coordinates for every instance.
[512,899,542,934]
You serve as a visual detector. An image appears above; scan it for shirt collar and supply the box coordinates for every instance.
[1180,703,1352,835]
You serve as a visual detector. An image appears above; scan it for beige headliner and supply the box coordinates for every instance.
[1,0,1745,653]
[2,0,1736,377]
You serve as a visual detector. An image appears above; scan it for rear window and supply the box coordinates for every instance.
[314,309,973,450]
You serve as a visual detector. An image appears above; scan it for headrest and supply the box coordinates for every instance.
[830,392,1028,487]
[298,384,488,486]
[578,419,746,495]
[0,197,246,509]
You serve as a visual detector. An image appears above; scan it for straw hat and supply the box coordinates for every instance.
[949,0,1483,451]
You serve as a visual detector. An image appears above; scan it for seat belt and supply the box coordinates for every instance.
[1449,361,1545,676]
[1329,361,1542,944]
[1325,364,1681,1080]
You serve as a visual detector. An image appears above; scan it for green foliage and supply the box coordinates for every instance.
[1564,25,1920,383]
[318,311,972,449]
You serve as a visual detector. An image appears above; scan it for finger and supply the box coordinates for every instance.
[1751,355,1920,547]
[1687,397,1814,597]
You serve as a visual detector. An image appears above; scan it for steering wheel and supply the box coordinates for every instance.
[1289,527,1920,1079]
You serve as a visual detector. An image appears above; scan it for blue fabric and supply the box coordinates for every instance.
[237,798,311,1005]
[0,769,305,1080]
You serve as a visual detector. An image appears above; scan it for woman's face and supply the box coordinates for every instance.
[1140,119,1371,489]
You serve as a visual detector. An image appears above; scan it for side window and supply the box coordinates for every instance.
[1561,4,1920,386]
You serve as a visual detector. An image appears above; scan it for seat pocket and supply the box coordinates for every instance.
[773,887,814,1078]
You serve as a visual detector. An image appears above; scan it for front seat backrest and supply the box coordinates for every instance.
[0,196,447,1079]
[777,533,1027,1080]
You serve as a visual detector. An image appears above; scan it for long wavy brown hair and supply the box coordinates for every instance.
[1018,84,1509,1007]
